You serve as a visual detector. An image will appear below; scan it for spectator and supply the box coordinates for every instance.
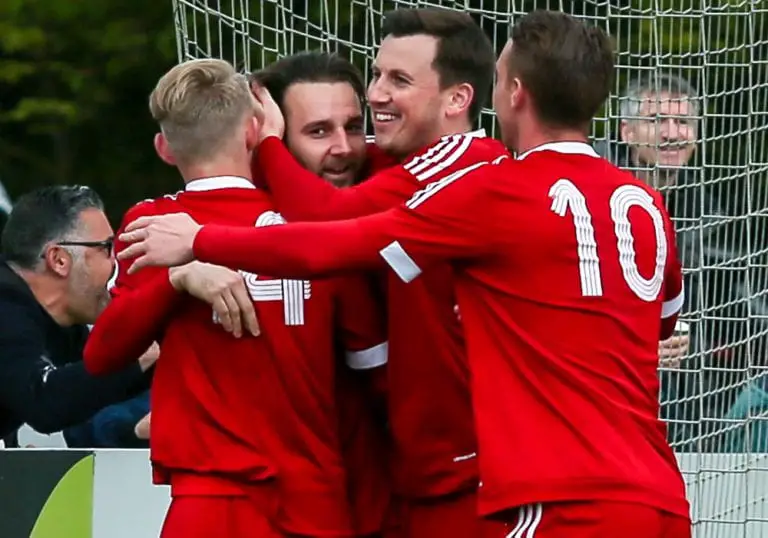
[0,185,154,447]
[604,73,768,451]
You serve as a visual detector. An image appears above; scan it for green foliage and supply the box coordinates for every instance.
[0,0,179,224]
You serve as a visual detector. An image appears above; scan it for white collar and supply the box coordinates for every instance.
[517,142,599,161]
[185,176,256,192]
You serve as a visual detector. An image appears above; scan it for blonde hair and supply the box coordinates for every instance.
[149,59,259,165]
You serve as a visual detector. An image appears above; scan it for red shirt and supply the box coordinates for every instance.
[84,177,387,536]
[193,142,688,519]
[254,130,510,498]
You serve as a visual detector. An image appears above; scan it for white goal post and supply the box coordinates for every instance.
[171,1,768,536]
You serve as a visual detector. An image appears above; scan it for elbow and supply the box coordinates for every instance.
[659,316,677,341]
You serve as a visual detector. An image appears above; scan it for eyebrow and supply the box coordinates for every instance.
[371,64,413,80]
[302,120,332,132]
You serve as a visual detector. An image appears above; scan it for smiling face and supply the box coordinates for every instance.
[282,81,367,187]
[367,34,450,159]
[621,91,697,169]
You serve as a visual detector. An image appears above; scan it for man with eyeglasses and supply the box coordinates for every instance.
[0,185,155,447]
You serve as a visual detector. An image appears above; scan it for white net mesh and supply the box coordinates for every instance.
[172,0,768,535]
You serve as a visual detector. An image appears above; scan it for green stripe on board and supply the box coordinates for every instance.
[30,454,94,538]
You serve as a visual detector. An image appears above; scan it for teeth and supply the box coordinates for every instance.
[375,113,397,122]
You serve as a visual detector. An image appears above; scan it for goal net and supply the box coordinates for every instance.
[172,0,768,535]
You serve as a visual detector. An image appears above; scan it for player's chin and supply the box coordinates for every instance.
[374,131,410,158]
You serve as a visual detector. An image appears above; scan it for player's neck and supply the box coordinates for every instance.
[178,156,254,186]
[438,119,476,139]
[10,264,73,326]
[515,126,589,157]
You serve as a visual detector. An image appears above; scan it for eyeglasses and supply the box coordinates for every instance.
[54,237,114,256]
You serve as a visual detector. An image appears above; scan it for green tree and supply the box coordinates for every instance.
[0,0,179,224]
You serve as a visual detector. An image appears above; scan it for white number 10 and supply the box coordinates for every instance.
[549,179,668,302]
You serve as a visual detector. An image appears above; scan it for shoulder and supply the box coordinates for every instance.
[402,130,509,183]
[117,192,185,232]
[0,285,42,339]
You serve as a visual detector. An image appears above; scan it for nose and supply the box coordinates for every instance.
[659,118,682,143]
[367,77,389,105]
[330,131,352,156]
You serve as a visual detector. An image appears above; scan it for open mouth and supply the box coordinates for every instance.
[322,165,352,177]
[373,111,400,124]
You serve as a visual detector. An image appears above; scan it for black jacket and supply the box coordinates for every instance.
[0,259,149,441]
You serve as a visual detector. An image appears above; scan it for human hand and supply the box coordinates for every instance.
[251,82,285,141]
[169,262,259,338]
[138,342,160,372]
[134,412,151,440]
[659,333,690,369]
[118,213,202,274]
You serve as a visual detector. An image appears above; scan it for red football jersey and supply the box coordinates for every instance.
[193,142,688,519]
[85,177,387,536]
[254,130,511,497]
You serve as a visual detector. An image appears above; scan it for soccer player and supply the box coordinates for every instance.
[84,59,387,538]
[253,51,393,537]
[249,9,508,536]
[120,10,691,538]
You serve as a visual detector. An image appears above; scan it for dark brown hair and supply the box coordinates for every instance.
[250,51,366,112]
[382,8,495,124]
[507,10,614,129]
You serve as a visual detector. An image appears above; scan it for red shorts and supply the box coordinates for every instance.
[161,473,282,538]
[388,490,506,538]
[161,495,282,538]
[486,501,691,538]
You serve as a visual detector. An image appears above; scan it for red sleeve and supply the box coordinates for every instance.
[192,160,499,281]
[84,203,182,375]
[659,208,684,340]
[334,275,387,370]
[256,136,471,220]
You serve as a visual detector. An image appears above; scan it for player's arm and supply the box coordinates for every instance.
[84,206,182,375]
[334,274,389,416]
[336,275,388,371]
[193,161,499,281]
[659,207,684,340]
[255,135,464,220]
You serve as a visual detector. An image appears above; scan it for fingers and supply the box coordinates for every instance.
[658,334,690,368]
[231,280,260,337]
[659,357,682,369]
[117,240,147,262]
[212,291,241,338]
[127,254,152,275]
[123,216,156,233]
[118,228,149,246]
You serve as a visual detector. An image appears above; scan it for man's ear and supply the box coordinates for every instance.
[620,120,634,144]
[154,133,176,165]
[509,77,523,111]
[445,82,475,120]
[43,245,73,278]
[245,116,260,152]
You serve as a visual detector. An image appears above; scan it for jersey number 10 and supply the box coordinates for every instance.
[549,179,668,302]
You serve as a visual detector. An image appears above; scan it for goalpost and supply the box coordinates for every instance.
[171,1,768,536]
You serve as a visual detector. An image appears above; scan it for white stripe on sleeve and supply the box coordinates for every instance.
[380,241,422,283]
[662,287,685,319]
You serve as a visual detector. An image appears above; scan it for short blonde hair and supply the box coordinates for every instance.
[149,59,257,165]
